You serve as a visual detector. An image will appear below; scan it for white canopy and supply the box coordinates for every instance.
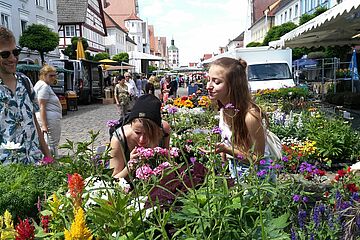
[269,0,360,48]
[128,51,164,61]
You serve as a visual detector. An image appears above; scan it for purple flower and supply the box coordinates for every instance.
[236,154,244,160]
[211,126,222,135]
[224,103,235,109]
[106,119,119,128]
[282,156,289,162]
[190,157,197,164]
[257,169,267,177]
[168,106,178,114]
[293,195,302,202]
[313,205,321,228]
[259,159,266,165]
[291,226,297,240]
[298,209,307,229]
[302,196,309,203]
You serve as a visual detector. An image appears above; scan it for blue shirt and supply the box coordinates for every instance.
[0,73,42,164]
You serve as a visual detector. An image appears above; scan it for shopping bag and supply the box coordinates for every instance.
[43,132,55,155]
[266,130,282,160]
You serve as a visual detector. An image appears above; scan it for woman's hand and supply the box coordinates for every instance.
[215,142,229,154]
[41,126,49,133]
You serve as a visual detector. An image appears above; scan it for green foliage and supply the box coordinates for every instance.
[147,65,157,73]
[292,47,310,60]
[262,22,297,46]
[112,52,129,63]
[93,52,110,61]
[307,51,326,59]
[63,37,89,60]
[299,6,327,25]
[19,24,59,65]
[325,45,352,61]
[0,164,66,222]
[246,41,262,47]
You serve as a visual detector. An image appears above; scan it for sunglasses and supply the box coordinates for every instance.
[0,47,22,59]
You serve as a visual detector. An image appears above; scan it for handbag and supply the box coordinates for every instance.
[266,130,282,160]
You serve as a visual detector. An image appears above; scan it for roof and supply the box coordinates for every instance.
[203,54,213,60]
[104,0,137,29]
[104,11,128,33]
[126,35,136,45]
[253,0,279,22]
[124,12,142,21]
[233,32,244,41]
[273,0,293,14]
[57,0,88,23]
[168,45,178,51]
[270,0,360,48]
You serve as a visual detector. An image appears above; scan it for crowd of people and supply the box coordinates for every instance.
[0,26,273,182]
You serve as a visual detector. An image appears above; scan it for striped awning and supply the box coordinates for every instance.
[270,0,360,48]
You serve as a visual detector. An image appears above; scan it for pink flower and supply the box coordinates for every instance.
[135,164,154,180]
[40,156,54,165]
[153,162,171,175]
[170,147,180,158]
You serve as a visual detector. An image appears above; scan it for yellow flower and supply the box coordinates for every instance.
[64,208,92,240]
[49,193,61,215]
[0,210,15,240]
[173,98,182,107]
[184,99,194,108]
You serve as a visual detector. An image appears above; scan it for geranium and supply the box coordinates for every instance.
[106,119,119,128]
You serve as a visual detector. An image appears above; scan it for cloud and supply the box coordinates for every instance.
[138,0,248,65]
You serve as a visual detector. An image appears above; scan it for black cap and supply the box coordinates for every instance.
[127,94,162,127]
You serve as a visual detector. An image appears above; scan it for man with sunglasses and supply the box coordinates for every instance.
[0,27,51,164]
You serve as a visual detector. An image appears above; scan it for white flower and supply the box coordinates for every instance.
[0,141,21,150]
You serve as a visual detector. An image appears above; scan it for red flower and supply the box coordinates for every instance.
[315,169,326,176]
[181,96,188,101]
[345,183,359,193]
[324,191,329,198]
[15,218,35,240]
[68,173,84,199]
[41,215,50,233]
[337,169,347,179]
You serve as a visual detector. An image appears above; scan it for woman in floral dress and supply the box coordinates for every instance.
[114,75,130,117]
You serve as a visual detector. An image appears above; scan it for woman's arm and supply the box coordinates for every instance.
[245,111,265,156]
[161,120,171,149]
[109,136,127,178]
[38,98,48,132]
[114,85,119,104]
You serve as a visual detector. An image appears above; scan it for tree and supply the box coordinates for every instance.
[19,24,59,65]
[246,41,262,47]
[262,22,297,46]
[93,52,110,61]
[299,6,327,25]
[63,37,89,60]
[112,52,129,63]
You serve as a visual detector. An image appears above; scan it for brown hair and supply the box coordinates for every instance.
[131,118,162,147]
[0,27,15,45]
[39,64,57,79]
[210,57,262,149]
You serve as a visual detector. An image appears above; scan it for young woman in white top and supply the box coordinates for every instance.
[206,57,270,178]
[34,64,62,157]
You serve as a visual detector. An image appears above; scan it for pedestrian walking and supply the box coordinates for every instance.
[34,64,62,157]
[0,27,51,164]
[114,75,130,117]
[124,72,138,110]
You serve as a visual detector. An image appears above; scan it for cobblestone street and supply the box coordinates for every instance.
[59,103,118,155]
[58,87,188,155]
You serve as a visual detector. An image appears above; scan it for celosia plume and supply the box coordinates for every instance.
[68,173,85,209]
[64,208,93,240]
[15,218,35,240]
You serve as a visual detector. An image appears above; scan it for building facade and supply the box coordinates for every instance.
[57,0,107,56]
[124,12,143,53]
[274,0,300,26]
[104,11,127,56]
[0,0,59,64]
[168,39,179,68]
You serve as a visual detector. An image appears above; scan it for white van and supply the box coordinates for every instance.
[202,46,295,92]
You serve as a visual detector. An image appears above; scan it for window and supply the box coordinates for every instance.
[1,14,9,28]
[132,22,134,27]
[21,20,27,33]
[289,8,292,20]
[65,25,75,37]
[280,14,283,23]
[284,11,287,21]
[295,4,298,17]
[46,0,52,11]
[36,0,41,6]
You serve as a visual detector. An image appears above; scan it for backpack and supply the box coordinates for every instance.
[109,113,130,141]
[18,72,35,101]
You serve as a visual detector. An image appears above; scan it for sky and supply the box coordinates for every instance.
[138,0,249,66]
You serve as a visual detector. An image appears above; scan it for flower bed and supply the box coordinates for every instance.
[1,90,360,239]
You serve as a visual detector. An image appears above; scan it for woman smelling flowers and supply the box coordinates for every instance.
[206,57,271,178]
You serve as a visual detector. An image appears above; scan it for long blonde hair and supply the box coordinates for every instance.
[131,118,162,147]
[211,57,262,149]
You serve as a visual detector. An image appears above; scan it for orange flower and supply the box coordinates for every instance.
[68,173,84,208]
